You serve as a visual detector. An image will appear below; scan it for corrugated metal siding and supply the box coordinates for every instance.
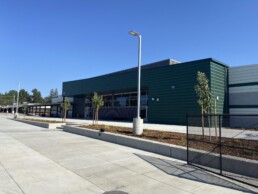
[229,92,258,106]
[229,64,258,116]
[146,60,211,124]
[210,62,228,114]
[229,64,258,84]
[230,108,258,114]
[63,59,228,124]
[229,85,258,93]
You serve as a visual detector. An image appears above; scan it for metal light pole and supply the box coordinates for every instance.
[129,30,143,135]
[15,83,20,118]
[12,95,15,114]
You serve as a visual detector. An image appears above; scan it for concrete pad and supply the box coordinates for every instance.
[144,170,203,192]
[92,150,137,162]
[47,135,94,144]
[11,170,103,194]
[74,163,138,185]
[80,144,118,155]
[1,116,257,194]
[63,141,106,151]
[191,183,244,194]
[112,157,158,174]
[58,155,108,170]
[0,165,23,194]
[99,174,189,194]
[39,148,91,162]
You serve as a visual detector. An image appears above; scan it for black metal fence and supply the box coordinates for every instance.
[187,114,258,188]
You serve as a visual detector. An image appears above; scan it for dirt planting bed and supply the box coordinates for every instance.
[81,124,258,160]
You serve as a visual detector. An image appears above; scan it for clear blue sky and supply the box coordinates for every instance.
[0,0,258,97]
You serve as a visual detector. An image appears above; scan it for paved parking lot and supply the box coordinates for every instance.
[0,116,257,194]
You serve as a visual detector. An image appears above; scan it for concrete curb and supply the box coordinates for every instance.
[15,119,66,129]
[63,125,258,178]
[63,125,187,160]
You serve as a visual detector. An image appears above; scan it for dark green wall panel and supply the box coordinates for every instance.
[210,61,228,115]
[63,58,228,124]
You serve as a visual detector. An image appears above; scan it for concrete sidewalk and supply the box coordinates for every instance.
[0,117,257,193]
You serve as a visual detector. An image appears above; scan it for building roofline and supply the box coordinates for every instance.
[180,58,229,68]
[209,58,229,67]
[63,58,228,84]
[63,59,175,84]
[229,63,258,69]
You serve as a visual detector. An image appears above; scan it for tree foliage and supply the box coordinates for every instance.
[23,102,28,114]
[45,88,59,103]
[0,94,13,106]
[195,71,211,137]
[91,92,104,125]
[60,97,70,122]
[0,90,18,105]
[0,88,56,106]
[19,89,31,104]
[194,71,211,114]
[31,88,43,103]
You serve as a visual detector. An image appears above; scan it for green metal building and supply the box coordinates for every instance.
[62,58,229,125]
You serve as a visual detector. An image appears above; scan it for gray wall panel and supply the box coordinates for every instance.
[229,91,258,105]
[229,64,258,84]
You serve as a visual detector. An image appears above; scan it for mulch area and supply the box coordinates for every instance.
[81,124,258,160]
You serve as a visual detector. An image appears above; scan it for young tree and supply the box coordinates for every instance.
[60,97,70,122]
[23,102,28,114]
[91,92,104,125]
[195,71,211,138]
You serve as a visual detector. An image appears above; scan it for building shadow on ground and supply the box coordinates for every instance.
[136,154,257,193]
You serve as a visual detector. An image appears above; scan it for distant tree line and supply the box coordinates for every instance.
[0,88,59,105]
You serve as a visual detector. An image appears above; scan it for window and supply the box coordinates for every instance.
[86,91,148,108]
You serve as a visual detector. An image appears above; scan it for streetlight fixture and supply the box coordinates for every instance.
[15,83,20,119]
[129,30,143,135]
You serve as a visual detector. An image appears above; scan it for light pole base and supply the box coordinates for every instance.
[133,117,143,135]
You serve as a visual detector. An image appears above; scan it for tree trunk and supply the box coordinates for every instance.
[95,108,98,126]
[97,110,99,125]
[201,105,204,136]
[97,109,99,125]
[62,109,64,122]
[64,109,66,123]
[97,108,99,125]
[208,112,211,142]
[92,107,95,125]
